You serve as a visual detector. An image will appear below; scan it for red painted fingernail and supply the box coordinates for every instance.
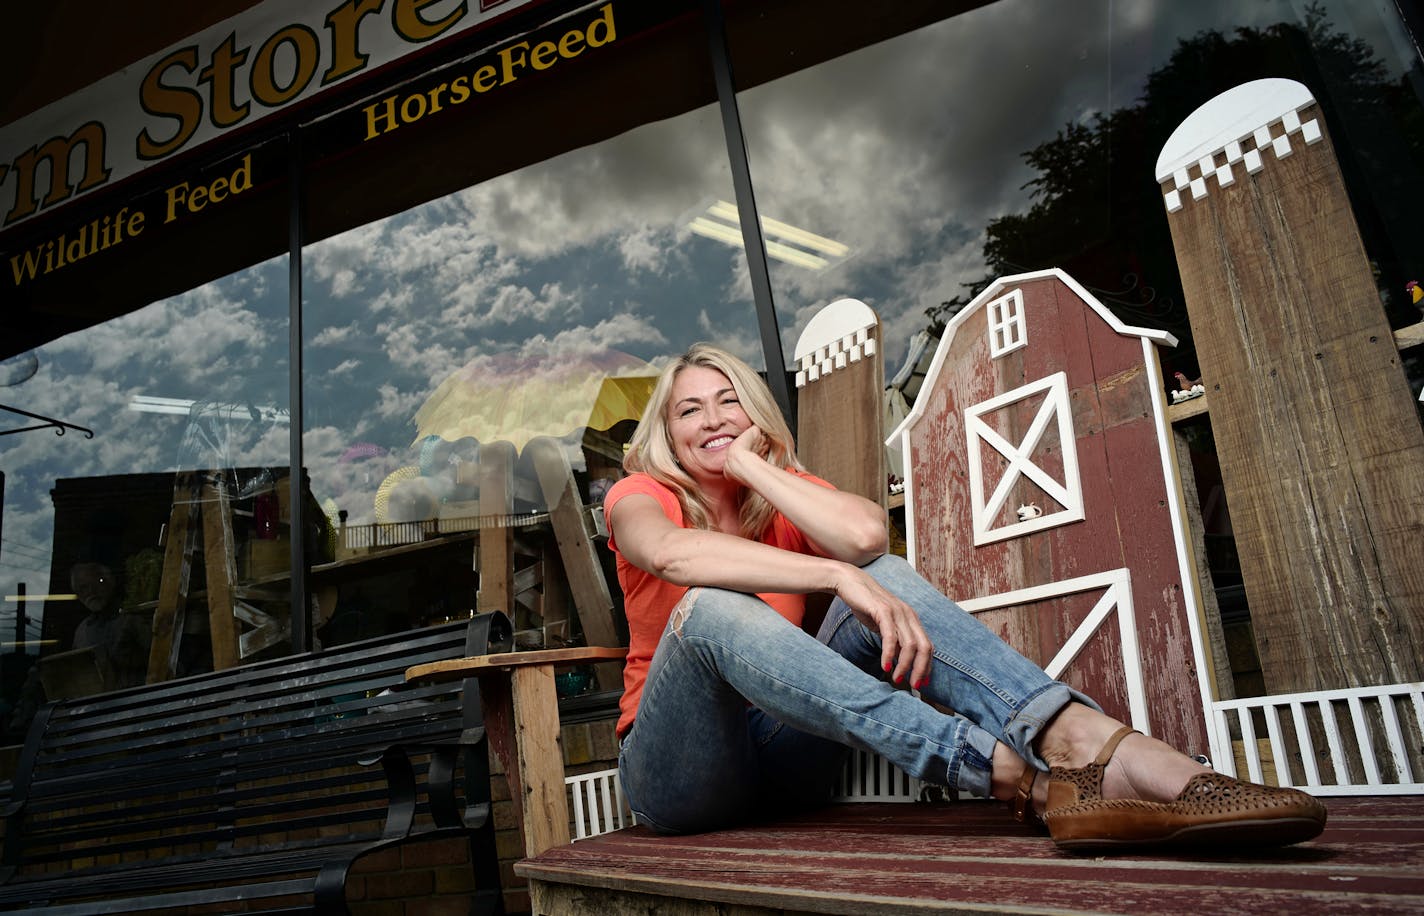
[914,679,928,690]
[883,662,893,673]
[894,673,905,684]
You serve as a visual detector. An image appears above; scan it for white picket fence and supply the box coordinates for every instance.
[1210,681,1424,796]
[834,747,925,803]
[565,747,925,840]
[567,767,634,841]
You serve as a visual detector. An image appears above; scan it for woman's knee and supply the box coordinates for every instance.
[862,553,912,576]
[860,553,927,594]
[669,586,778,638]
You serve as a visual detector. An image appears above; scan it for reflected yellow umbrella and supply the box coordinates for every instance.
[412,350,658,452]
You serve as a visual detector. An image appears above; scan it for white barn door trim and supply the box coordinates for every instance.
[964,371,1085,546]
[957,569,1149,735]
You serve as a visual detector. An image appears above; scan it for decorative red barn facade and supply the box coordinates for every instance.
[888,269,1218,761]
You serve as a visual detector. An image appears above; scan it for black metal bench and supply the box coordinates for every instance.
[0,612,512,914]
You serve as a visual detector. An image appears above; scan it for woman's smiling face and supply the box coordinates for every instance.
[667,365,750,485]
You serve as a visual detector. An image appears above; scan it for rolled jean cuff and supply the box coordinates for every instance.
[1004,682,1102,772]
[951,724,1000,798]
[951,682,1100,796]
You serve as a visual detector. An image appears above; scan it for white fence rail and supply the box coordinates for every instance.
[836,747,925,803]
[567,768,634,841]
[338,511,550,549]
[565,749,925,841]
[1212,682,1424,796]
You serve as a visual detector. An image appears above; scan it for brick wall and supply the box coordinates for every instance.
[346,835,484,916]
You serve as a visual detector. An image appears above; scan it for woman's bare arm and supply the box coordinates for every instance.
[723,425,888,564]
[610,492,930,686]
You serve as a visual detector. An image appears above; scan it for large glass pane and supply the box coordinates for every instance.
[0,253,290,737]
[303,102,751,655]
[729,0,1424,390]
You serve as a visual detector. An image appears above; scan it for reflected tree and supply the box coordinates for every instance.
[931,5,1424,379]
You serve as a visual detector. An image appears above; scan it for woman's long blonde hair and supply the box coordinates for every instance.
[623,344,803,538]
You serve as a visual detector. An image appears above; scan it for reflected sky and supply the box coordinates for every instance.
[1,0,1416,627]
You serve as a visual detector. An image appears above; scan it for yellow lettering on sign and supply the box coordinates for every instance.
[400,93,427,123]
[427,82,448,114]
[498,41,529,84]
[363,96,399,139]
[530,40,558,70]
[4,123,112,224]
[136,47,204,160]
[393,0,468,42]
[250,25,321,107]
[199,34,251,127]
[323,0,387,85]
[558,29,585,59]
[164,153,252,223]
[358,2,619,143]
[471,64,498,93]
[7,204,145,287]
[449,74,472,104]
[587,3,616,47]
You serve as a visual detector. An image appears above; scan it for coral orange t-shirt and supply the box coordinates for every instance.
[604,471,833,738]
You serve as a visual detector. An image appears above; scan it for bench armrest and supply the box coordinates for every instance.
[364,727,489,840]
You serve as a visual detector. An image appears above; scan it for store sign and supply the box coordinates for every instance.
[3,1,624,295]
[7,152,259,289]
[359,3,615,142]
[0,0,543,232]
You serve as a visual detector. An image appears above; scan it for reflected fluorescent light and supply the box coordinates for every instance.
[5,593,75,602]
[129,395,290,423]
[686,200,849,271]
[2,640,59,647]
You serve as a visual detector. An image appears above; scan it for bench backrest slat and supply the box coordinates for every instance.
[4,617,507,879]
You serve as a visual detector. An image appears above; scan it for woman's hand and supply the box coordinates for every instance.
[724,424,768,484]
[832,564,934,690]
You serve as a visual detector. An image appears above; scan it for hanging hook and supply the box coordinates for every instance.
[0,403,95,438]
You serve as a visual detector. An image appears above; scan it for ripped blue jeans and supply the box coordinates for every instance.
[616,553,1097,834]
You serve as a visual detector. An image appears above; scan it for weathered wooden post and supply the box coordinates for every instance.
[793,298,886,637]
[1157,78,1424,694]
[793,297,886,508]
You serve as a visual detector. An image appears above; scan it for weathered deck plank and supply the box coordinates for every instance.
[518,798,1424,915]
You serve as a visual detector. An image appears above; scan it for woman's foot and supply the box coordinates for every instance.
[1036,703,1208,803]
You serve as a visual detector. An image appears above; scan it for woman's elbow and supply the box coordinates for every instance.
[844,514,889,564]
[645,544,693,585]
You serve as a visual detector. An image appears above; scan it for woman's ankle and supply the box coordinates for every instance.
[1033,704,1209,802]
[989,741,1028,802]
[1033,703,1124,770]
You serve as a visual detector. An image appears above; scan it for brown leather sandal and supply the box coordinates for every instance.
[1008,769,1053,831]
[1010,764,1046,830]
[1041,725,1327,852]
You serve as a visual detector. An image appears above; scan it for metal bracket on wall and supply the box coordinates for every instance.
[0,403,94,438]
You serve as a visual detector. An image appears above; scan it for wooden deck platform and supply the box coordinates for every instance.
[517,797,1424,914]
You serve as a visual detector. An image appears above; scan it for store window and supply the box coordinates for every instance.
[302,98,754,654]
[0,252,290,735]
[728,0,1424,391]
